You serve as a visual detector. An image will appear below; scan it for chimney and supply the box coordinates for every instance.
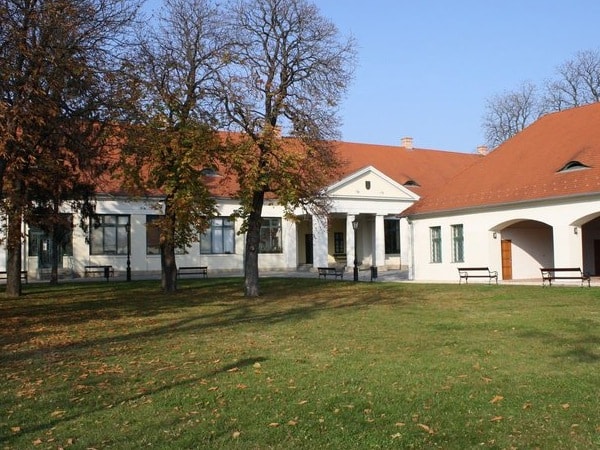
[401,136,413,150]
[476,145,489,156]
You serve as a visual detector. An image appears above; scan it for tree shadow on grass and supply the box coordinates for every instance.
[0,355,269,444]
[517,327,600,363]
[0,277,412,364]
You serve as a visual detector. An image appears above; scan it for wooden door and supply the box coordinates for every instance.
[501,239,512,280]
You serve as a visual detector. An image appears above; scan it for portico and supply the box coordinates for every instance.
[295,165,419,273]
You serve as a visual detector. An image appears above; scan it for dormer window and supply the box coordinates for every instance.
[558,161,590,173]
[404,179,420,187]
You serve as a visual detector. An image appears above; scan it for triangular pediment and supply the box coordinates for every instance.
[327,166,420,201]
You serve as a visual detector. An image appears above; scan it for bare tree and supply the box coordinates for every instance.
[0,0,140,296]
[122,0,226,292]
[482,81,542,149]
[217,0,356,297]
[542,49,600,111]
[483,49,600,148]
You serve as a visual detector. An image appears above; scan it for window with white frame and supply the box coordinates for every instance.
[259,218,282,253]
[430,226,442,263]
[90,214,130,255]
[201,217,235,254]
[451,224,464,263]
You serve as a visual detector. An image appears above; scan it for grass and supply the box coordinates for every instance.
[1,278,599,449]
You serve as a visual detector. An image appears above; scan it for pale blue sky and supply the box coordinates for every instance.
[143,0,600,152]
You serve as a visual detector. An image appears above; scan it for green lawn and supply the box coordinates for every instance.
[1,278,599,449]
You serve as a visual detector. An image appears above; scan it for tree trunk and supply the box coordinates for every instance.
[244,191,265,297]
[50,226,59,284]
[5,210,22,298]
[161,240,178,293]
[161,203,178,293]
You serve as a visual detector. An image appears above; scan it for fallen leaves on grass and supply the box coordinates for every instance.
[490,395,504,404]
[417,423,434,434]
[17,379,43,398]
[490,416,503,422]
[79,362,124,376]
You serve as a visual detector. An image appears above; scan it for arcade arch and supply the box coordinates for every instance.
[492,219,553,280]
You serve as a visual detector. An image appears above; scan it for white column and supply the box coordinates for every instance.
[312,215,329,268]
[373,215,385,267]
[283,219,297,270]
[346,215,356,269]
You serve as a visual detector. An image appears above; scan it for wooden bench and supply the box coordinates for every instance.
[177,266,208,279]
[540,267,590,287]
[317,266,345,280]
[0,270,28,284]
[84,265,114,281]
[458,267,498,284]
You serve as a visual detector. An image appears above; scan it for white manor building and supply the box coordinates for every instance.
[4,103,600,282]
[403,103,600,282]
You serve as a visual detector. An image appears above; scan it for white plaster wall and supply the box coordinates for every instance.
[172,200,296,272]
[410,196,600,282]
[70,198,164,276]
[26,197,297,277]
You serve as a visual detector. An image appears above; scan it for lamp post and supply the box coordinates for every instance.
[352,218,359,282]
[126,221,131,281]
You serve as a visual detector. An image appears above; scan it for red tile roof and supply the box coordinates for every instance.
[405,103,600,216]
[332,141,479,195]
[100,134,479,200]
[198,140,479,199]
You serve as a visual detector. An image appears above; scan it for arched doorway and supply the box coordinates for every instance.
[494,219,553,280]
